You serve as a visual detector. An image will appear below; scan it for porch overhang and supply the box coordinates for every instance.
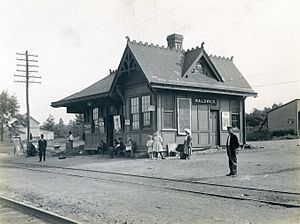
[51,92,110,108]
[151,82,257,97]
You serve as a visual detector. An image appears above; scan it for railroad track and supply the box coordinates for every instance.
[0,195,80,224]
[1,162,300,209]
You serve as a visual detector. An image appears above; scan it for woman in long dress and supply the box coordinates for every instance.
[152,131,165,159]
[183,128,192,159]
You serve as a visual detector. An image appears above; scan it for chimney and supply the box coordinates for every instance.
[167,33,184,50]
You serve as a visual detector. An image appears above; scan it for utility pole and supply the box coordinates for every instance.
[14,51,41,153]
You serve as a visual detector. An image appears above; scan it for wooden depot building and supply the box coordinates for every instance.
[51,34,257,152]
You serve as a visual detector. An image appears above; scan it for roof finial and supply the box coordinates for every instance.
[230,56,234,61]
[125,36,130,42]
[201,42,205,48]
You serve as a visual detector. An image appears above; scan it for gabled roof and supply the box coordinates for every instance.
[183,46,202,74]
[267,99,300,114]
[127,40,256,96]
[23,114,40,125]
[52,35,257,108]
[51,72,116,107]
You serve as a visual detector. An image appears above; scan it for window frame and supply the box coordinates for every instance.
[230,99,240,130]
[177,97,192,135]
[130,97,140,130]
[141,95,151,129]
[162,94,175,129]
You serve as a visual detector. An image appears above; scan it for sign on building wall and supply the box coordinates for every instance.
[177,98,191,135]
[148,105,155,111]
[114,115,121,132]
[221,111,230,131]
[99,117,105,132]
[124,119,130,126]
[193,97,217,106]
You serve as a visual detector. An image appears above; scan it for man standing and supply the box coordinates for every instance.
[38,134,47,162]
[68,131,74,149]
[226,126,239,176]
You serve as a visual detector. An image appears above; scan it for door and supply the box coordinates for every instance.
[107,115,114,147]
[210,110,220,145]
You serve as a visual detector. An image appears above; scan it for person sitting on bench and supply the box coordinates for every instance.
[110,137,125,158]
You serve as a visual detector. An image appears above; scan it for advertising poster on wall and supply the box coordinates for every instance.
[114,115,121,132]
[99,117,105,132]
[221,111,230,130]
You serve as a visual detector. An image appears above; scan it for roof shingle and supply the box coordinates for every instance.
[51,72,116,107]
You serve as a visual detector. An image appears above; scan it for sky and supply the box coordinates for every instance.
[0,0,299,124]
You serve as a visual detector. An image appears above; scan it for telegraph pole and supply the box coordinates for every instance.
[14,51,41,152]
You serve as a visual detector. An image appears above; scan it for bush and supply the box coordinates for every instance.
[272,129,295,137]
[247,129,297,141]
[246,130,271,141]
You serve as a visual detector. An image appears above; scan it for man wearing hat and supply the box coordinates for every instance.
[226,126,239,176]
[183,128,192,159]
[38,134,47,162]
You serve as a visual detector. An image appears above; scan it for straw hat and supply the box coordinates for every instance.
[184,128,191,134]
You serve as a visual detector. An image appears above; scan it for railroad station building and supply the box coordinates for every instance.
[51,34,257,151]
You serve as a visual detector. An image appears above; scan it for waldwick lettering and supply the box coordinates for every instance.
[193,98,217,105]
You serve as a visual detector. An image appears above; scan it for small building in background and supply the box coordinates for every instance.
[267,99,300,136]
[20,115,54,140]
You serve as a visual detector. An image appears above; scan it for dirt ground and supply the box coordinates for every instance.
[0,139,299,224]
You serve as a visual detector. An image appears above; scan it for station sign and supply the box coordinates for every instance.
[193,97,217,106]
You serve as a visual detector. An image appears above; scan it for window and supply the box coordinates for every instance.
[93,108,99,126]
[131,97,139,130]
[93,108,98,121]
[177,98,191,134]
[230,100,240,129]
[162,95,175,129]
[142,95,151,128]
[91,108,99,133]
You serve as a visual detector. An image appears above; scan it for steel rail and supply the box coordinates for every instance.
[6,161,300,196]
[0,195,81,224]
[2,164,300,208]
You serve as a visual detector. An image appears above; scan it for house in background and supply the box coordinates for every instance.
[268,99,300,136]
[52,34,257,152]
[20,115,54,141]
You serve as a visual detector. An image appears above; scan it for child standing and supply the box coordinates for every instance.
[146,135,154,160]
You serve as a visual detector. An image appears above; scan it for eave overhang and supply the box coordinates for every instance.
[151,82,257,97]
[51,92,110,108]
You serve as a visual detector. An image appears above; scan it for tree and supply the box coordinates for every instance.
[68,114,84,138]
[246,108,264,128]
[7,113,27,137]
[0,90,20,141]
[53,117,68,138]
[246,102,282,129]
[41,114,55,131]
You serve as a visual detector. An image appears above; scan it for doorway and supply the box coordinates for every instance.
[107,115,114,147]
[210,110,220,145]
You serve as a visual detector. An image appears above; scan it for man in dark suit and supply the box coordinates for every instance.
[38,134,47,162]
[226,126,239,176]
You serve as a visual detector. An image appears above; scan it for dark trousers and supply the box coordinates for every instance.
[39,150,46,161]
[227,148,237,174]
[69,140,73,149]
[154,152,164,159]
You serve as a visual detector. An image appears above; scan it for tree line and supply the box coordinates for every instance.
[0,90,84,142]
[41,114,84,139]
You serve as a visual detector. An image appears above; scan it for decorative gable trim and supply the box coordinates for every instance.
[183,46,225,82]
[109,43,152,98]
